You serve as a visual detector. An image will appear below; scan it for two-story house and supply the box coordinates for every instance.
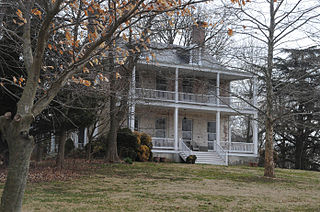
[127,24,259,165]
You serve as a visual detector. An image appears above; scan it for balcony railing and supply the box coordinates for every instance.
[135,88,175,102]
[152,137,175,149]
[220,141,254,153]
[135,88,254,110]
[179,92,217,104]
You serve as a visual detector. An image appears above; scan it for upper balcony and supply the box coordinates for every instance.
[135,88,254,111]
[131,58,257,113]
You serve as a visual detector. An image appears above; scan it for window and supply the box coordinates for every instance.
[182,118,192,141]
[182,79,193,93]
[207,79,217,95]
[207,121,216,151]
[135,71,140,88]
[207,121,216,141]
[155,118,166,138]
[134,117,139,131]
[156,75,167,91]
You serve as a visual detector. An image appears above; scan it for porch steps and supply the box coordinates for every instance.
[180,151,226,166]
[194,152,226,165]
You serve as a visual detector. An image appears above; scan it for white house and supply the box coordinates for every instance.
[127,24,259,165]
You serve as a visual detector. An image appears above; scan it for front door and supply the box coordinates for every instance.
[207,121,216,151]
[182,118,192,148]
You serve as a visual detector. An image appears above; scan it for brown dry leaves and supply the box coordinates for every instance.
[0,159,103,183]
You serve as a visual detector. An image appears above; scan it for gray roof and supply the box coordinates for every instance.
[138,43,252,80]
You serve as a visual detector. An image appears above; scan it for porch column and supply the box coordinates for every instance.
[216,73,220,105]
[84,127,88,146]
[174,107,179,150]
[228,116,232,151]
[253,113,258,155]
[50,132,55,153]
[174,67,179,150]
[129,66,136,131]
[216,111,221,146]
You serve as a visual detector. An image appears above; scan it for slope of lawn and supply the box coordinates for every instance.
[1,161,320,211]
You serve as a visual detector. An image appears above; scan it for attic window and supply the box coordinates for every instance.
[189,47,202,65]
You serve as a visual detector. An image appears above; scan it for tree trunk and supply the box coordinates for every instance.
[0,116,34,212]
[264,0,275,178]
[246,116,251,143]
[264,117,275,177]
[105,120,120,163]
[295,138,304,169]
[56,130,67,170]
[105,85,120,163]
[33,142,44,163]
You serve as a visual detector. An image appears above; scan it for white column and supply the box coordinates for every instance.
[228,116,232,151]
[129,66,136,131]
[174,107,179,150]
[253,113,258,155]
[50,132,55,153]
[216,111,220,146]
[216,73,220,105]
[174,68,179,150]
[175,68,179,103]
[84,127,88,146]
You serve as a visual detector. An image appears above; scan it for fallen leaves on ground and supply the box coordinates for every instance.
[0,159,107,183]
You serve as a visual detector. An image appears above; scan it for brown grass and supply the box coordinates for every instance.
[0,161,319,211]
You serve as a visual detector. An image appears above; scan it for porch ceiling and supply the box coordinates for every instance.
[135,104,241,116]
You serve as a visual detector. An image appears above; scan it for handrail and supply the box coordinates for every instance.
[179,139,192,160]
[135,88,175,101]
[214,141,228,166]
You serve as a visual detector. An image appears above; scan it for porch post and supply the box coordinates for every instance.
[129,66,136,131]
[253,113,258,155]
[216,72,220,105]
[174,107,179,150]
[228,116,232,151]
[84,127,88,146]
[174,68,179,150]
[216,111,221,146]
[50,132,56,152]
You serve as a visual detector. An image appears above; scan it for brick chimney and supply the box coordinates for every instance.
[192,21,206,47]
[190,21,205,64]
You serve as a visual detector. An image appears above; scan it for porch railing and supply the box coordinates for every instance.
[135,88,175,102]
[179,139,192,160]
[214,141,228,166]
[178,92,217,104]
[220,141,254,153]
[135,88,254,110]
[152,137,175,150]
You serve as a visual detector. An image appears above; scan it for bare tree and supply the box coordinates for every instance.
[231,0,320,177]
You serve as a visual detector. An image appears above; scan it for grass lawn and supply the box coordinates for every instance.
[1,162,320,211]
